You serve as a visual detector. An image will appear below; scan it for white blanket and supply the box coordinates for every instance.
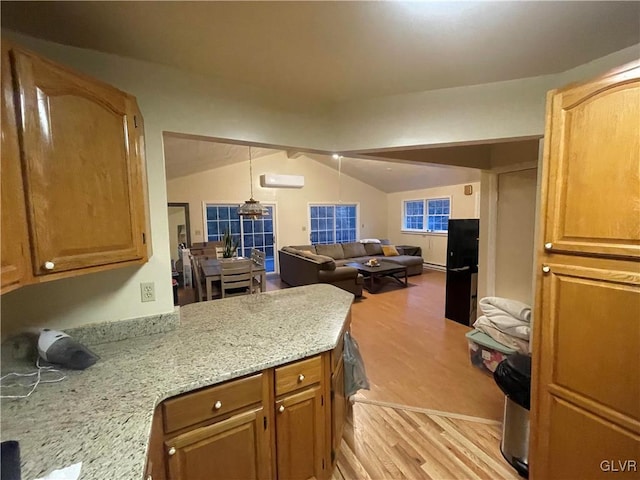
[480,296,531,322]
[478,297,532,340]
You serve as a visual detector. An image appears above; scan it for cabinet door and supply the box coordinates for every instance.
[532,262,639,478]
[276,385,325,480]
[0,44,29,292]
[165,407,270,480]
[331,355,346,467]
[10,47,147,276]
[541,63,640,259]
[532,61,640,480]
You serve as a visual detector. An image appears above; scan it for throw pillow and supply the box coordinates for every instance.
[382,245,399,256]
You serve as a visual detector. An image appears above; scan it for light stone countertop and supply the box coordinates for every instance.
[1,284,354,480]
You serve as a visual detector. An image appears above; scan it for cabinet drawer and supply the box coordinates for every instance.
[163,373,263,434]
[275,355,322,396]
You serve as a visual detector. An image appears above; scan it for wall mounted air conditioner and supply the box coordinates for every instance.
[260,173,304,188]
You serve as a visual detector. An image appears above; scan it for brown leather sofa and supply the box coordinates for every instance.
[278,242,424,296]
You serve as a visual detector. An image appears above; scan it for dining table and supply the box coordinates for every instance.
[199,257,267,300]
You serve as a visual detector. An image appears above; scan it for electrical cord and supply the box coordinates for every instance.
[0,357,67,399]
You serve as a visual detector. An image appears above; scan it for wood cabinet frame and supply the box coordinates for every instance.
[151,314,351,480]
[0,39,150,294]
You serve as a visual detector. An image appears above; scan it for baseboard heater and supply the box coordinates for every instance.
[423,262,446,272]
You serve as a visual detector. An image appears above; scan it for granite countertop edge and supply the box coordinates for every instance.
[1,284,354,480]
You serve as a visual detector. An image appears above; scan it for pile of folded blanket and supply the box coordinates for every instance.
[473,296,532,354]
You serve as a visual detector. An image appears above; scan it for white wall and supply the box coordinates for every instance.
[386,182,480,266]
[1,30,636,335]
[330,44,640,152]
[495,169,538,304]
[166,152,388,253]
[1,31,331,335]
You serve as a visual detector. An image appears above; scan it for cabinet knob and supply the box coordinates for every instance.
[146,476,153,480]
[544,242,553,250]
[213,400,222,410]
[278,405,285,413]
[44,261,55,270]
[297,374,305,383]
[168,447,176,456]
[542,265,551,273]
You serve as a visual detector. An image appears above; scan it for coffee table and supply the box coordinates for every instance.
[345,261,408,293]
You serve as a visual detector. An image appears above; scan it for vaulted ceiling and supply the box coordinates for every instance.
[4,2,631,190]
[2,1,638,112]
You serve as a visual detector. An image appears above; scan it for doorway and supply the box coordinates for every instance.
[167,202,191,266]
[495,169,537,304]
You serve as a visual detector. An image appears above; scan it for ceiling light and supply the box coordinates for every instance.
[332,153,340,160]
[238,146,269,219]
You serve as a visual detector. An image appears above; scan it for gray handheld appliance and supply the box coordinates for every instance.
[37,329,99,370]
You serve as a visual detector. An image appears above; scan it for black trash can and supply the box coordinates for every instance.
[494,354,531,479]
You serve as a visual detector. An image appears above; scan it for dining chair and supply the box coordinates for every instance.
[190,255,219,301]
[215,246,239,259]
[250,248,266,293]
[189,255,205,302]
[220,258,254,298]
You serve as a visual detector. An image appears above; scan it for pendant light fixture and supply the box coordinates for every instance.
[238,146,269,219]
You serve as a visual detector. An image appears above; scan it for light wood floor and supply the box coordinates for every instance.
[332,401,517,480]
[182,269,515,478]
[351,270,504,421]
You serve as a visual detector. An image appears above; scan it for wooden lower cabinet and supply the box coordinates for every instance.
[152,348,348,480]
[166,407,270,480]
[331,356,346,468]
[275,385,325,480]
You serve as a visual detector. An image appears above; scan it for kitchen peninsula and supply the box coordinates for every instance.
[1,284,353,480]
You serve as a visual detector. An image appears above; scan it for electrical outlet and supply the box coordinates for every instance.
[140,282,155,302]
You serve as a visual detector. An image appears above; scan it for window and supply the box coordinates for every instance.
[205,204,276,272]
[402,197,450,233]
[206,204,241,243]
[309,204,357,244]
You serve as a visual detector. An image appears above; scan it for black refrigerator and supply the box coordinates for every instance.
[445,219,479,326]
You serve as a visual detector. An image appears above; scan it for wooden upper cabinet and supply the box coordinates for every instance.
[541,63,640,259]
[1,44,29,293]
[9,46,148,276]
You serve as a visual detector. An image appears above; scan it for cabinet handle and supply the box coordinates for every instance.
[278,405,285,413]
[213,400,222,410]
[544,242,553,250]
[44,261,55,270]
[542,266,551,273]
[168,447,176,456]
[298,374,305,383]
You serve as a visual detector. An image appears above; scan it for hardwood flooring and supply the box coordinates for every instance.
[332,401,517,480]
[350,270,504,421]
